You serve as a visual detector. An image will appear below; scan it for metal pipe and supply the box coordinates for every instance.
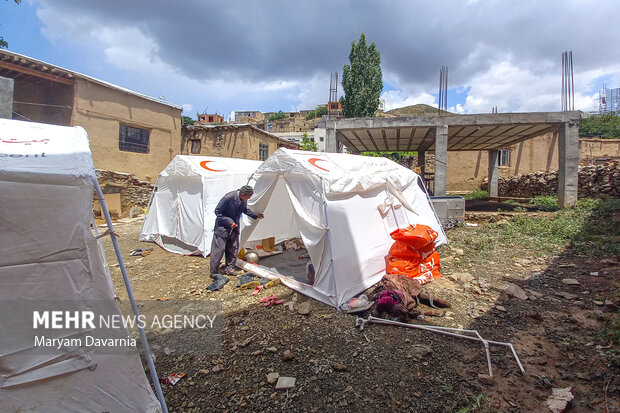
[360,316,524,375]
[94,180,169,413]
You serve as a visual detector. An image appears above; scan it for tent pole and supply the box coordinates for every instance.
[320,179,339,307]
[144,182,158,215]
[94,180,169,413]
[418,175,448,243]
[91,215,111,276]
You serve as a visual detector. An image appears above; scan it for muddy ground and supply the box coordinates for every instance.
[100,213,619,413]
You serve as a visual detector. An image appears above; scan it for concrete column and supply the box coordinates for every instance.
[0,76,14,119]
[417,151,426,175]
[487,150,500,198]
[434,125,448,196]
[558,121,579,207]
[325,126,338,153]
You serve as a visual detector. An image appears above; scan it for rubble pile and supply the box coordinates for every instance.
[481,162,620,198]
[96,169,154,210]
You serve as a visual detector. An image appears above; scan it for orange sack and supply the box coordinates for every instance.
[386,241,441,285]
[388,241,422,262]
[390,224,438,250]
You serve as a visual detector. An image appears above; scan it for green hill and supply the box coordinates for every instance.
[386,104,452,116]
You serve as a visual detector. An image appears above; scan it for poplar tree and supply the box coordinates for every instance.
[341,33,383,118]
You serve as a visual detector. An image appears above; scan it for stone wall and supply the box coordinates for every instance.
[96,169,154,215]
[481,162,620,198]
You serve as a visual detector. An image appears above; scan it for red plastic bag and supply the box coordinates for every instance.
[390,224,438,250]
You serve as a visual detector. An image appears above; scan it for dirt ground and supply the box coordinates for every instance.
[100,214,619,413]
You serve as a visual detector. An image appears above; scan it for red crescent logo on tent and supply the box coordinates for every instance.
[200,160,226,172]
[308,158,329,172]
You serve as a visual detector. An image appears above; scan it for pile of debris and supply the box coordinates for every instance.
[481,162,620,198]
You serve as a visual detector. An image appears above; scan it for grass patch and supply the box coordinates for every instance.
[529,195,559,211]
[463,189,488,200]
[454,198,620,259]
[452,394,497,413]
[496,198,620,257]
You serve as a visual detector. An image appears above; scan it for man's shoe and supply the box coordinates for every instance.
[259,277,281,289]
[206,274,229,291]
[237,273,259,289]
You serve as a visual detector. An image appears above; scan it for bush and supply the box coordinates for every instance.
[463,189,488,200]
[305,106,328,120]
[580,112,620,138]
[529,195,559,211]
[268,111,288,121]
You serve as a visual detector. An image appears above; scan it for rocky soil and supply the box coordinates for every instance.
[100,215,619,413]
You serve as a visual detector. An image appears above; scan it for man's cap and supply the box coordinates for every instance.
[239,185,254,195]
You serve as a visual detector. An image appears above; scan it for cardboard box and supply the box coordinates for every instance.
[262,237,275,252]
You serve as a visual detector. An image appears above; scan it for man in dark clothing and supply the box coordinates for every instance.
[207,185,263,290]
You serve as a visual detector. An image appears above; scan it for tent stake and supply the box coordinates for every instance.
[94,180,169,413]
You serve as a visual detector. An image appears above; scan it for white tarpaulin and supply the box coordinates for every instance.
[240,148,447,308]
[140,155,262,256]
[0,119,161,412]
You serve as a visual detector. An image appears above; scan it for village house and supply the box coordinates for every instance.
[0,49,183,183]
[442,132,620,191]
[181,123,299,160]
[197,113,224,124]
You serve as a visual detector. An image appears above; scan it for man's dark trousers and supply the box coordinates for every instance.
[210,230,239,276]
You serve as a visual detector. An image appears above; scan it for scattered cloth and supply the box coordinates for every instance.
[305,262,315,285]
[374,290,407,320]
[370,273,451,320]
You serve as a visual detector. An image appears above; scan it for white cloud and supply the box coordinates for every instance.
[380,90,437,111]
[457,60,620,114]
[181,103,193,114]
[30,0,620,117]
[295,74,331,111]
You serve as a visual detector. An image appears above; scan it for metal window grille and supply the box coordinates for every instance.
[119,125,150,153]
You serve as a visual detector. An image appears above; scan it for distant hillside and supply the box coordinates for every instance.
[386,104,452,116]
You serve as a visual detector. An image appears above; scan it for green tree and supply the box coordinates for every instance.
[300,133,318,151]
[1,0,21,49]
[181,115,195,126]
[361,151,417,168]
[268,110,288,121]
[341,33,383,118]
[580,112,620,138]
[305,105,328,120]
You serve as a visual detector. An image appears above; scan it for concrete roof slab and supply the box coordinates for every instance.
[324,111,584,152]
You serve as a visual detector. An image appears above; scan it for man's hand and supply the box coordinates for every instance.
[230,222,238,229]
[257,214,265,219]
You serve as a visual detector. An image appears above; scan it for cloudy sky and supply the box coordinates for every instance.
[2,0,618,120]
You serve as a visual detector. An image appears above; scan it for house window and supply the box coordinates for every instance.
[498,149,510,166]
[319,137,324,142]
[280,124,284,130]
[119,125,150,153]
[268,124,273,130]
[190,139,201,154]
[259,143,269,161]
[208,116,214,122]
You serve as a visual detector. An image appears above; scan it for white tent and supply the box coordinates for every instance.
[140,155,262,256]
[239,148,447,308]
[0,119,163,412]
